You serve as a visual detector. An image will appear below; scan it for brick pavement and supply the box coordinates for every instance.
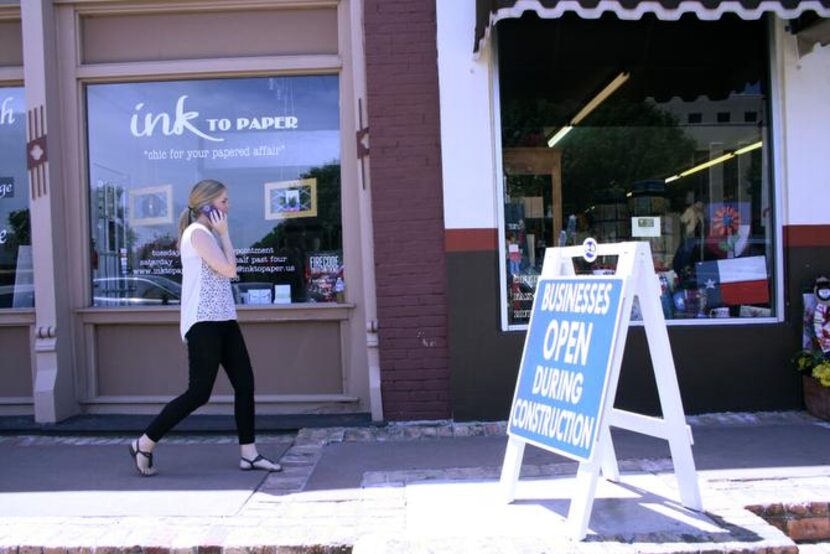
[0,412,828,553]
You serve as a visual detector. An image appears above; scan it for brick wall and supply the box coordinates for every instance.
[364,0,450,420]
[748,502,830,542]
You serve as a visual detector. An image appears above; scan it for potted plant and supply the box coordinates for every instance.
[792,349,830,421]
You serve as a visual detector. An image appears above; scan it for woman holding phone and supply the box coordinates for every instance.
[128,179,281,476]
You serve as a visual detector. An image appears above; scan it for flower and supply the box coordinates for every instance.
[711,205,741,236]
[792,349,830,388]
[814,361,830,387]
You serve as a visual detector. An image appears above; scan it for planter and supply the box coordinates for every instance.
[803,375,830,421]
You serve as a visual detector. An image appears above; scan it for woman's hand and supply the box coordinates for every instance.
[209,209,229,235]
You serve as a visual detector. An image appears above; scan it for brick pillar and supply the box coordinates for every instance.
[364,0,450,420]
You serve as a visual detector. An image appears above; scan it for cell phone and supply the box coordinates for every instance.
[200,205,220,219]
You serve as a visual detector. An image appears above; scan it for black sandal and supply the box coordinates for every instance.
[129,440,156,476]
[240,454,282,472]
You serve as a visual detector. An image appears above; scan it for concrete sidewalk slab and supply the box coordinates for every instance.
[0,413,827,553]
[303,431,678,491]
[0,439,290,517]
[306,421,830,492]
[403,474,724,538]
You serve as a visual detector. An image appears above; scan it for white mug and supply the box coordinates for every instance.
[710,307,729,318]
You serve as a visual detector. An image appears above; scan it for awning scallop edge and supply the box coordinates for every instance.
[475,0,830,53]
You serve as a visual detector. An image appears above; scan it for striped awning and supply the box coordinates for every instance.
[475,0,830,52]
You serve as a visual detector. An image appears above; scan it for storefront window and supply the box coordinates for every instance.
[498,15,775,326]
[0,86,33,309]
[86,76,343,307]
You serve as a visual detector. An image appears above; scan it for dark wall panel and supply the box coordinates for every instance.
[0,326,32,397]
[448,249,804,421]
[0,20,22,67]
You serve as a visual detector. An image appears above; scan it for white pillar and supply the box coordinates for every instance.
[349,0,383,421]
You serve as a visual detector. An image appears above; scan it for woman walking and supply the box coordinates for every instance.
[128,179,281,476]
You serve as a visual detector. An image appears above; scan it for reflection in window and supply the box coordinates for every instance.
[0,87,33,309]
[498,15,774,326]
[86,76,343,307]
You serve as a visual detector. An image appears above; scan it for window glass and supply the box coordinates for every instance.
[87,76,343,307]
[498,15,774,326]
[0,86,33,309]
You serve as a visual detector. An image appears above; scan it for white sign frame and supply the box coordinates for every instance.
[499,241,702,540]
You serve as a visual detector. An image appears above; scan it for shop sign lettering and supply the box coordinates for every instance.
[0,178,12,199]
[224,116,298,131]
[131,95,222,142]
[309,254,340,274]
[129,95,299,143]
[508,278,624,461]
[1,97,14,126]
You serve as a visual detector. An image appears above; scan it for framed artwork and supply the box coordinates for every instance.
[129,184,173,226]
[264,178,318,220]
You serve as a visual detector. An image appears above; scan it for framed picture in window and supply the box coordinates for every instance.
[264,178,318,220]
[129,184,173,226]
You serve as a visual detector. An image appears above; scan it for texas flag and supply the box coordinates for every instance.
[695,256,769,307]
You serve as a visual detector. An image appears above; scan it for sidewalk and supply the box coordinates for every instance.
[0,411,829,553]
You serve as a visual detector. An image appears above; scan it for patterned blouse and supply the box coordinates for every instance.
[179,223,237,341]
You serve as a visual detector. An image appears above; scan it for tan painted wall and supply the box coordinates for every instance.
[0,0,375,420]
[93,321,343,397]
[80,7,338,64]
[66,1,368,417]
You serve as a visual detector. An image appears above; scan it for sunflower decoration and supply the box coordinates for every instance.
[710,204,742,255]
[711,205,741,236]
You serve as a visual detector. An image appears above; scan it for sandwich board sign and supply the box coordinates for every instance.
[500,240,702,540]
[507,275,625,462]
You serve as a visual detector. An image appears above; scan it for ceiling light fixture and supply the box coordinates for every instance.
[664,141,763,184]
[547,72,630,148]
[734,141,763,156]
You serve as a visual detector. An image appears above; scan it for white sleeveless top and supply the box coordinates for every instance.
[180,222,237,341]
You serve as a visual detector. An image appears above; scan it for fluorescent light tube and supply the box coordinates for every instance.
[664,141,763,184]
[546,72,630,148]
[547,126,573,148]
[734,141,762,156]
[678,153,735,178]
[571,72,630,125]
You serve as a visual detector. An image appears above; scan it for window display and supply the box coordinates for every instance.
[86,76,343,307]
[0,87,32,309]
[498,15,775,326]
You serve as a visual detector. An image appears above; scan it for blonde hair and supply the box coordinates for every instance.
[177,179,226,245]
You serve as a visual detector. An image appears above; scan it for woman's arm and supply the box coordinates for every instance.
[190,214,238,279]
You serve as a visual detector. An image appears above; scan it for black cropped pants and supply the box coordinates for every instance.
[145,320,256,444]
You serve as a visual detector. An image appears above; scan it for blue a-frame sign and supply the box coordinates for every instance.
[500,241,703,540]
[508,277,625,462]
